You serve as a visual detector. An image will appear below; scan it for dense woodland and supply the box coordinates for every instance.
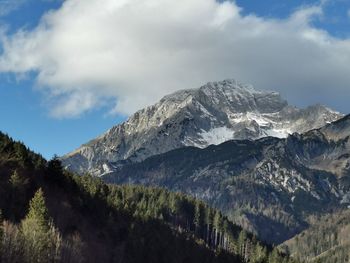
[0,131,297,262]
[102,135,341,245]
[280,210,350,263]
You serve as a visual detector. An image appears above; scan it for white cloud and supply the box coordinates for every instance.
[0,0,350,118]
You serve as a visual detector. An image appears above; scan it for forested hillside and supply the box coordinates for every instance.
[280,210,350,263]
[0,131,295,263]
[103,115,350,244]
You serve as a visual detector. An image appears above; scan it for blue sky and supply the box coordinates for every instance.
[236,0,350,38]
[0,0,126,158]
[0,0,350,159]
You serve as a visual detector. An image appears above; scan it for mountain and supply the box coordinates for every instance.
[103,115,350,245]
[280,209,350,263]
[62,79,342,176]
[0,131,297,263]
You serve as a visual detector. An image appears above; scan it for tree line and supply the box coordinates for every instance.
[0,131,298,262]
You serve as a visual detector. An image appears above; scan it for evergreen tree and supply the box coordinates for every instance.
[0,132,300,263]
[48,155,63,172]
[24,188,49,230]
[268,248,281,263]
[251,243,267,263]
[9,170,29,219]
[10,170,23,189]
[21,188,60,262]
[238,230,248,260]
[13,143,30,167]
[194,201,204,237]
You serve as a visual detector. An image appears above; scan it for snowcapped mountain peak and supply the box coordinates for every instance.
[199,79,287,113]
[62,79,343,176]
[200,79,262,96]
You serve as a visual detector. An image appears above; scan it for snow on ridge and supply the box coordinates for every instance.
[264,128,291,139]
[229,112,273,126]
[200,127,235,146]
[62,79,344,177]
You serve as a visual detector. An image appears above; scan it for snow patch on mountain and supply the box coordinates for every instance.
[62,79,343,176]
[264,128,291,139]
[198,127,235,147]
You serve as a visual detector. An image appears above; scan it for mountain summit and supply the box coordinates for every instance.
[62,79,342,176]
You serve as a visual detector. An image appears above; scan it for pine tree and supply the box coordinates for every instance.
[9,170,29,219]
[238,230,248,260]
[10,170,23,189]
[194,201,204,237]
[21,188,60,262]
[251,243,267,263]
[268,247,281,263]
[13,143,30,167]
[47,156,65,185]
[24,188,49,230]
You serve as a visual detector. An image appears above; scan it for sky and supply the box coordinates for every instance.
[0,0,350,159]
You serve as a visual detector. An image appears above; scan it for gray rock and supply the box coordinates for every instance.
[103,115,350,244]
[61,79,343,176]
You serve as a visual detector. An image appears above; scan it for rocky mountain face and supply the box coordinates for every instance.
[62,79,342,176]
[103,115,350,244]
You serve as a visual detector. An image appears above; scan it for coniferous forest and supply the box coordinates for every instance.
[0,131,298,262]
[280,210,350,263]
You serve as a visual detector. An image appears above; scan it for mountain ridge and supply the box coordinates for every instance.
[0,130,296,263]
[103,114,350,244]
[62,79,343,176]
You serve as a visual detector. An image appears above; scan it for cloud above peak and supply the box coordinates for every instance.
[0,0,350,118]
